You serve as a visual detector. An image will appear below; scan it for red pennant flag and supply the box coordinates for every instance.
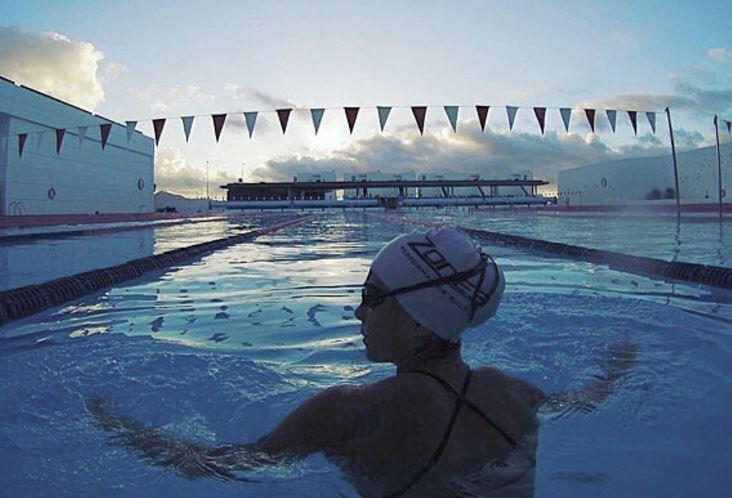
[344,107,360,134]
[411,106,427,135]
[476,105,490,132]
[276,108,292,134]
[18,133,27,157]
[533,107,547,135]
[584,109,596,133]
[212,114,227,142]
[100,123,112,150]
[627,110,638,135]
[56,128,65,154]
[152,119,166,145]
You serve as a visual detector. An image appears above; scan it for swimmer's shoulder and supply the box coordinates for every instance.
[473,366,546,411]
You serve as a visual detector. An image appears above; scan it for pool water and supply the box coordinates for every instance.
[1,210,731,497]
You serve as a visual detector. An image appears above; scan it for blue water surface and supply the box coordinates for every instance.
[0,210,731,497]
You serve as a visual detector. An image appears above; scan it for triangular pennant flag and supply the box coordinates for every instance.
[244,112,258,138]
[506,106,518,130]
[627,110,638,135]
[181,116,194,142]
[444,106,459,132]
[18,133,27,157]
[152,119,166,146]
[584,109,596,133]
[476,105,490,132]
[559,108,572,132]
[344,107,360,134]
[100,123,112,150]
[56,128,65,154]
[606,109,617,133]
[212,114,227,142]
[646,112,656,133]
[276,109,292,134]
[533,107,547,135]
[310,108,325,135]
[77,126,88,148]
[35,131,44,151]
[125,121,137,143]
[411,106,427,135]
[377,106,392,131]
[726,120,731,134]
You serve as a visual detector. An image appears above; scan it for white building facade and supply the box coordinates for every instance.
[0,76,154,216]
[342,171,416,198]
[294,170,337,199]
[557,143,732,206]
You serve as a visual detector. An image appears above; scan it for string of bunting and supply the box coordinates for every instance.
[10,104,729,158]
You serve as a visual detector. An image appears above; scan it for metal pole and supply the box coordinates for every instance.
[665,107,681,220]
[714,115,723,219]
[206,160,210,200]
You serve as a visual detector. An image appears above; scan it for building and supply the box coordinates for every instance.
[0,76,154,216]
[294,171,337,199]
[418,170,535,198]
[342,171,416,198]
[557,143,732,206]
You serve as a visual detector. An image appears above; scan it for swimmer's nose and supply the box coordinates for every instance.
[355,303,366,322]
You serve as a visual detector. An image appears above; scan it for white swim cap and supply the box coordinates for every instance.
[370,227,504,341]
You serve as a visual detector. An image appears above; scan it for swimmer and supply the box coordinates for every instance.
[88,227,637,497]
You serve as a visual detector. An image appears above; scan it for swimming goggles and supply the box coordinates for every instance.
[361,253,499,321]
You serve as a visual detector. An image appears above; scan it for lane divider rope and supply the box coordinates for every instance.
[372,213,732,291]
[0,215,316,326]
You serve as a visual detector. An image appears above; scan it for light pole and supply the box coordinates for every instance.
[206,160,210,200]
[241,162,246,182]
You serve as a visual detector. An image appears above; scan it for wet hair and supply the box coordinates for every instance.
[413,326,462,361]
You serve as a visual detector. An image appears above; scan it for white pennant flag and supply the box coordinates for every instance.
[444,106,459,132]
[506,106,519,130]
[244,112,258,138]
[126,121,137,143]
[77,126,88,148]
[559,108,572,132]
[606,109,617,133]
[646,112,656,133]
[35,131,44,151]
[377,106,392,131]
[310,108,325,134]
[181,116,195,142]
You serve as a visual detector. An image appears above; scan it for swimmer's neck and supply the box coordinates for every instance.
[395,349,467,378]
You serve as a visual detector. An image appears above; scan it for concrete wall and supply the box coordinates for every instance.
[0,77,154,215]
[557,143,732,206]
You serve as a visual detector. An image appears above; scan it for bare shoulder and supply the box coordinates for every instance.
[473,366,546,410]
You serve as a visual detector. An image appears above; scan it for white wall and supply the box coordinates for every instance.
[557,143,732,206]
[0,77,154,215]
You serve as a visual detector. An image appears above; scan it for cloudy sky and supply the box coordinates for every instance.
[1,0,731,197]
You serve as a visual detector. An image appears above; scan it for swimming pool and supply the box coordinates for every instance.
[1,210,730,497]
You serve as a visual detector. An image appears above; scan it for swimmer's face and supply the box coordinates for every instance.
[355,272,415,363]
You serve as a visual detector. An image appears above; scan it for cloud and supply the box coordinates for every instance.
[154,146,229,198]
[707,48,729,61]
[130,83,216,115]
[248,119,696,184]
[225,84,297,109]
[583,78,732,117]
[0,26,111,110]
